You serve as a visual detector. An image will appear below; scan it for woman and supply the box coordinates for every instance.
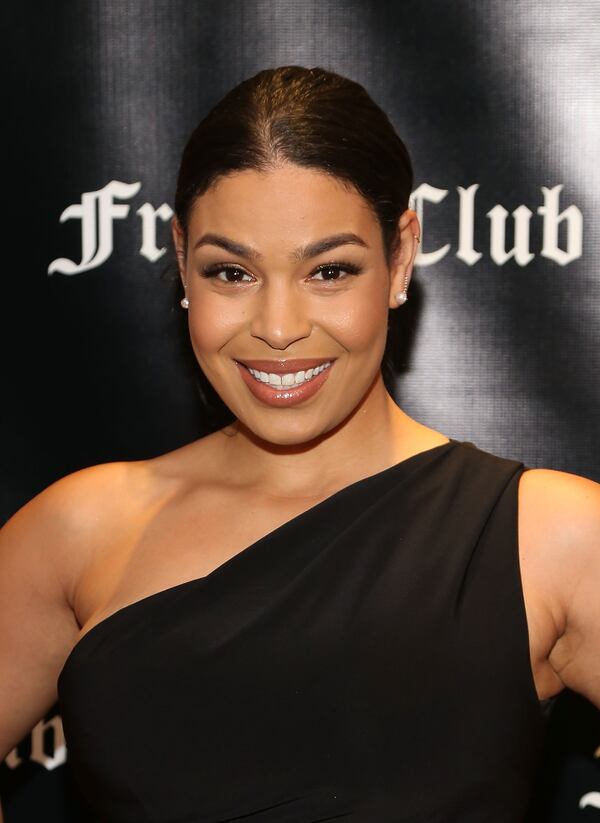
[0,66,598,822]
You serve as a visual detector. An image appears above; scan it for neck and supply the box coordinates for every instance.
[215,374,444,499]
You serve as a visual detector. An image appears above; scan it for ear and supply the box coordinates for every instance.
[171,217,187,287]
[388,208,421,309]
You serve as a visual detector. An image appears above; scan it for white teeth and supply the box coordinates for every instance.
[245,361,332,388]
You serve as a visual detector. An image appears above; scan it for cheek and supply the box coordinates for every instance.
[323,290,389,358]
[186,296,243,364]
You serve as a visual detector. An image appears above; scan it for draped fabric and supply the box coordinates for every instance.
[57,440,545,822]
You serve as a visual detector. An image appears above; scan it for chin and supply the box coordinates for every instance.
[236,396,365,449]
[242,417,335,448]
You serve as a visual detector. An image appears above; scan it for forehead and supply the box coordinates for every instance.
[187,164,380,250]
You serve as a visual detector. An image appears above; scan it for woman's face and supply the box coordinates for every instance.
[174,162,416,447]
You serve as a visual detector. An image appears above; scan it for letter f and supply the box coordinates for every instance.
[48,180,141,275]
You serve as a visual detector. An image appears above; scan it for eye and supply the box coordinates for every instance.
[200,264,254,283]
[310,262,363,281]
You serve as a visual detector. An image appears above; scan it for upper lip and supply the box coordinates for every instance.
[236,358,335,374]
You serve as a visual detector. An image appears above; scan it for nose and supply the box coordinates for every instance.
[249,281,312,350]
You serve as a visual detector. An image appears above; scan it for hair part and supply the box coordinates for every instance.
[175,65,413,263]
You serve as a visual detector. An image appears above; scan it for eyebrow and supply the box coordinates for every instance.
[192,232,369,262]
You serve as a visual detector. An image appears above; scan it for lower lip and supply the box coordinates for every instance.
[235,362,334,407]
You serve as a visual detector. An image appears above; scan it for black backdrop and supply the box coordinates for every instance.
[2,1,599,820]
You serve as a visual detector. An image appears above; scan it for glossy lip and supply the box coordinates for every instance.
[235,359,335,407]
[235,357,334,375]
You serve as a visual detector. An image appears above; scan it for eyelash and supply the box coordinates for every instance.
[199,261,363,284]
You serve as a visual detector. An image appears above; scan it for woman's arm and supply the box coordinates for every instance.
[519,468,600,709]
[0,460,133,771]
[0,475,85,768]
[0,461,135,819]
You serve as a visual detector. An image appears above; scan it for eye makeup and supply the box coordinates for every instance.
[311,261,364,280]
[199,260,364,283]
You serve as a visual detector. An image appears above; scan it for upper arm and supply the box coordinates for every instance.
[519,467,600,709]
[0,462,128,760]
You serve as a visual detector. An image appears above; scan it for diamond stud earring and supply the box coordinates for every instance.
[180,296,189,309]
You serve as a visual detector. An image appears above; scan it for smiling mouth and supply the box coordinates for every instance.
[242,361,333,388]
[234,358,335,406]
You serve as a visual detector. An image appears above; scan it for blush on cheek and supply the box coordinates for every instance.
[186,301,238,376]
[188,312,228,383]
[327,299,388,359]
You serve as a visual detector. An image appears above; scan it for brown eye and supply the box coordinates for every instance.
[313,265,344,281]
[201,265,254,283]
[311,262,362,281]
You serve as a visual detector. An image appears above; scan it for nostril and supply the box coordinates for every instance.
[249,325,312,349]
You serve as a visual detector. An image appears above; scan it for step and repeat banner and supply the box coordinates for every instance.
[2,1,599,820]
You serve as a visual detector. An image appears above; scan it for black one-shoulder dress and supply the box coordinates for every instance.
[57,439,548,822]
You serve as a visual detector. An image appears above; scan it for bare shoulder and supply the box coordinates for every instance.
[518,468,600,606]
[0,439,215,759]
[518,467,600,708]
[1,436,218,598]
[0,459,148,759]
[2,458,164,585]
[519,466,600,536]
[3,462,131,578]
[15,430,218,546]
